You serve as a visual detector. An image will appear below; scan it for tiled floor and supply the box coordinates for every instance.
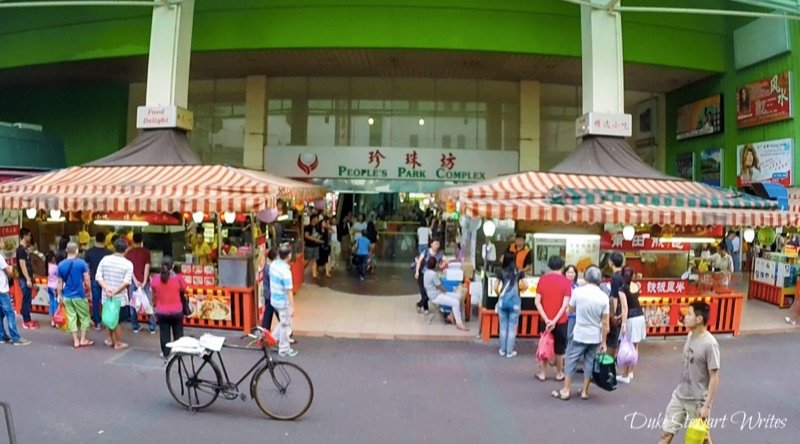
[291,270,799,341]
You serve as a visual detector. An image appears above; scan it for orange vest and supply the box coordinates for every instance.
[509,244,530,270]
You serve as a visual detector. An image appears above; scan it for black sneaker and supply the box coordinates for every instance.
[2,337,12,344]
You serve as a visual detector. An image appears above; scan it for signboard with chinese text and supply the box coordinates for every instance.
[600,232,691,252]
[736,138,794,187]
[676,95,723,140]
[264,146,518,182]
[0,210,20,258]
[736,72,792,129]
[576,112,633,138]
[639,279,688,296]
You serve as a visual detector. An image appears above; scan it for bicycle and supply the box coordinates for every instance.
[165,327,314,420]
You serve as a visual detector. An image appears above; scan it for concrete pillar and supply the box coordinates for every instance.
[581,0,624,115]
[144,0,194,108]
[244,75,267,170]
[519,80,541,172]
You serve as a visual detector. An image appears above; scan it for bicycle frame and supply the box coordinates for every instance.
[190,343,274,396]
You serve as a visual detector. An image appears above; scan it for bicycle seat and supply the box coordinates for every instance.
[166,334,226,355]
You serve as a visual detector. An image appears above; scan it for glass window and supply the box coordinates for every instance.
[188,78,246,166]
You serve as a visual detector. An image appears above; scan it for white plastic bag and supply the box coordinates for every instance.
[132,287,153,315]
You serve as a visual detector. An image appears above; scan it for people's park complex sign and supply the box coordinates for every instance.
[265,146,518,182]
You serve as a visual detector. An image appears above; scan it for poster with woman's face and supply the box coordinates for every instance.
[736,138,794,187]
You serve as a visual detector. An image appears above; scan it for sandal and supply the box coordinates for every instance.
[535,373,547,382]
[114,342,129,350]
[551,390,570,401]
[456,325,470,332]
[579,390,590,400]
[104,339,114,347]
[555,373,565,382]
[79,340,95,348]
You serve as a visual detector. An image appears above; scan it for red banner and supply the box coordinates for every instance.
[639,279,688,295]
[600,232,691,252]
[736,72,792,129]
[666,225,724,237]
[0,226,20,237]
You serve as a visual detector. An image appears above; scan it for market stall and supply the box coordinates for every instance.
[437,138,795,342]
[0,130,327,333]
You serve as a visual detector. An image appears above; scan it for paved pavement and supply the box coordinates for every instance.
[1,322,797,444]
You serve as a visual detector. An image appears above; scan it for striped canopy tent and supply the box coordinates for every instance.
[0,164,327,213]
[437,170,796,228]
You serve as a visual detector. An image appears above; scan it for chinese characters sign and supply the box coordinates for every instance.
[736,72,792,129]
[576,112,632,138]
[736,138,794,187]
[265,146,518,182]
[600,233,691,252]
[640,280,687,295]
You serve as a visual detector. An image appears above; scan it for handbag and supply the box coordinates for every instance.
[101,297,122,330]
[592,352,618,391]
[498,271,521,311]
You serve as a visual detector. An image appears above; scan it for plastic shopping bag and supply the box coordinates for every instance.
[617,335,639,367]
[102,298,122,330]
[134,288,153,315]
[53,303,67,328]
[685,418,709,444]
[535,331,555,362]
[592,353,618,391]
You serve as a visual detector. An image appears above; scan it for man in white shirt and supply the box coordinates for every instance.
[553,265,609,401]
[417,224,432,255]
[0,254,31,346]
[96,240,134,350]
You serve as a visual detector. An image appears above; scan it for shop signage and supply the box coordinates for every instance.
[264,146,518,182]
[783,245,798,258]
[640,279,688,295]
[576,112,633,138]
[94,212,182,225]
[136,105,194,131]
[675,95,723,141]
[736,72,792,129]
[600,233,691,252]
[663,225,724,238]
[736,138,794,187]
[0,210,20,255]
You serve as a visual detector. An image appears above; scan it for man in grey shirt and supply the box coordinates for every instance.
[423,257,468,331]
[553,265,609,401]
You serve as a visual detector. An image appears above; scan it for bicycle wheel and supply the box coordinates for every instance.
[166,354,222,411]
[252,361,314,420]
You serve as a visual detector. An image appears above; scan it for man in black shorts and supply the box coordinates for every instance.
[607,252,628,357]
[534,255,572,381]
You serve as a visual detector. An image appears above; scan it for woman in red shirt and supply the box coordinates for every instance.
[151,256,187,359]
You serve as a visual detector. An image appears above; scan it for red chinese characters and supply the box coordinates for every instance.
[405,150,421,169]
[440,152,456,170]
[368,150,386,168]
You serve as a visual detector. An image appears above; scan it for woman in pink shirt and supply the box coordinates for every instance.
[46,251,59,327]
[151,256,187,359]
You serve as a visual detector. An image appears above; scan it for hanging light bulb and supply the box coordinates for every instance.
[622,225,636,241]
[743,228,755,243]
[49,209,62,220]
[223,211,236,224]
[192,211,204,224]
[482,220,496,237]
[25,208,37,219]
[418,118,425,126]
[367,116,375,126]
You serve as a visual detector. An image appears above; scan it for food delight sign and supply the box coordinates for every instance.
[736,72,792,129]
[265,146,518,182]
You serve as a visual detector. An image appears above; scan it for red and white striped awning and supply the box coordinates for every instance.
[0,165,327,213]
[438,170,734,201]
[460,198,796,227]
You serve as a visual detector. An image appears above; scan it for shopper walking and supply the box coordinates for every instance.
[535,255,572,380]
[270,245,297,357]
[84,232,111,330]
[46,251,59,327]
[126,232,156,334]
[317,216,332,278]
[0,252,30,346]
[57,243,94,348]
[151,256,186,359]
[617,266,646,384]
[495,252,524,357]
[353,230,372,281]
[303,214,322,279]
[260,249,280,330]
[96,240,134,350]
[553,266,609,401]
[16,228,38,329]
[658,301,720,444]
